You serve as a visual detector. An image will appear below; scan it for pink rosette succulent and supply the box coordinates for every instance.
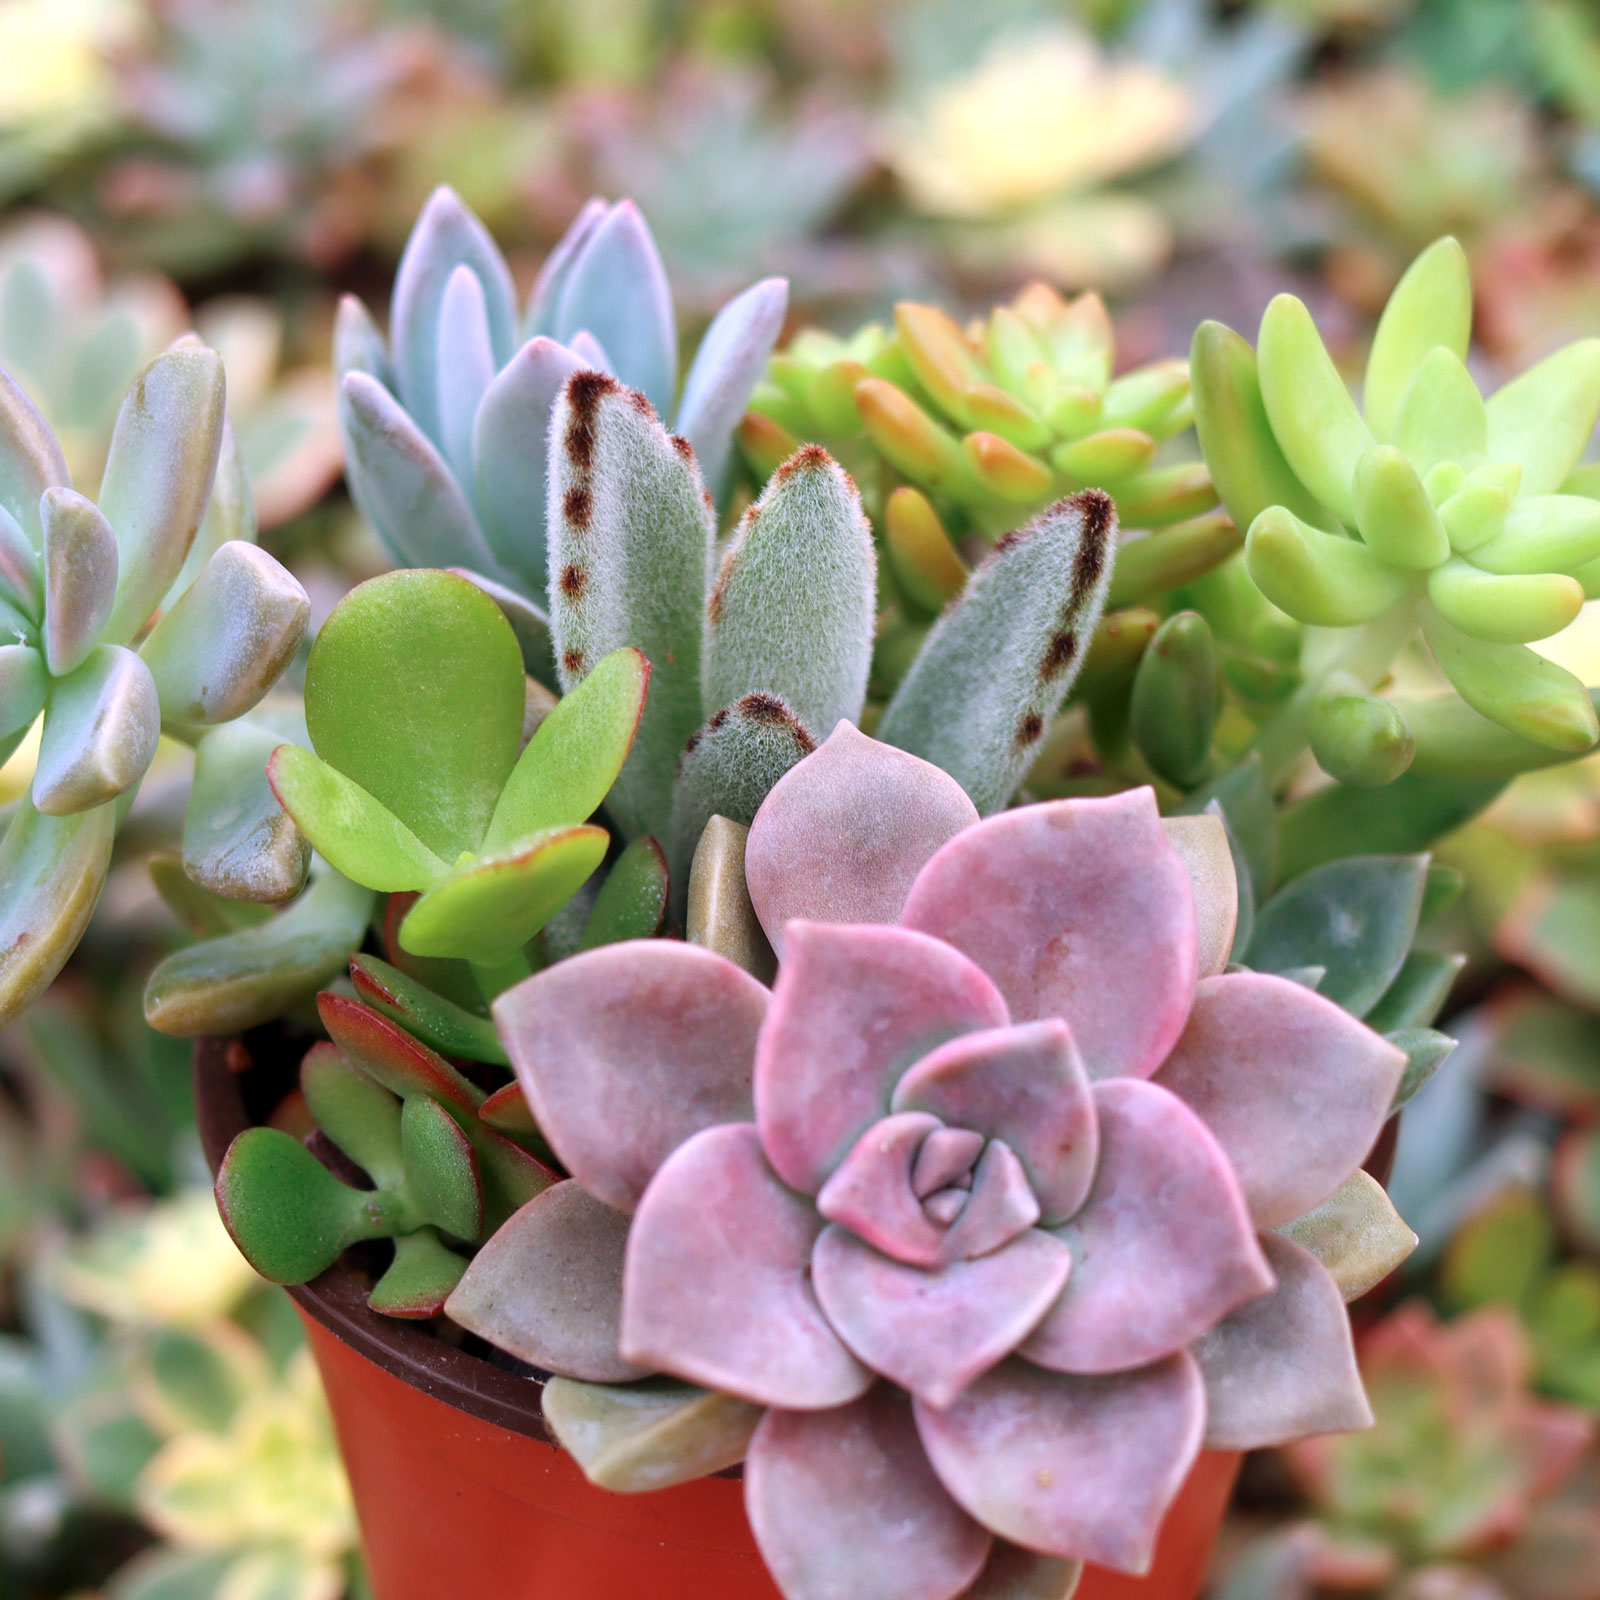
[447,725,1410,1600]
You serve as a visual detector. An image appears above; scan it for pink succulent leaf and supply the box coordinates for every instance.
[892,1021,1098,1225]
[914,1128,987,1197]
[1191,1233,1372,1450]
[817,1112,952,1268]
[811,1224,1072,1409]
[941,1141,1042,1260]
[745,722,980,955]
[492,942,768,1213]
[745,1386,993,1600]
[901,790,1199,1080]
[960,1542,1083,1600]
[1022,1080,1273,1376]
[621,1123,872,1409]
[1505,1403,1596,1500]
[756,921,1010,1195]
[914,1354,1205,1576]
[442,1182,647,1382]
[1152,972,1407,1229]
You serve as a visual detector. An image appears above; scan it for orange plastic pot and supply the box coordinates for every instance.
[198,1037,1240,1600]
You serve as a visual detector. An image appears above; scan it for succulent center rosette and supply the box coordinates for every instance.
[447,725,1415,1600]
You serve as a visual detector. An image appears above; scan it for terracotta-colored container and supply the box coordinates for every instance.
[197,1038,1241,1600]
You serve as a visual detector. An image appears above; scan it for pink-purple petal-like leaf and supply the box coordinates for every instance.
[756,921,1009,1195]
[621,1123,871,1410]
[1153,972,1408,1229]
[901,790,1199,1080]
[892,1021,1098,1225]
[442,1182,646,1382]
[493,942,768,1213]
[1022,1080,1272,1376]
[915,1355,1205,1576]
[942,1141,1041,1261]
[817,1112,950,1268]
[745,1386,993,1600]
[745,722,980,954]
[914,1129,986,1198]
[1192,1233,1373,1451]
[812,1225,1072,1409]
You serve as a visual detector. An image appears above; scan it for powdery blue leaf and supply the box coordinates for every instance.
[333,293,392,386]
[523,198,606,341]
[163,421,256,608]
[0,504,39,612]
[435,264,496,493]
[41,488,118,676]
[184,718,309,903]
[0,363,67,550]
[33,645,159,815]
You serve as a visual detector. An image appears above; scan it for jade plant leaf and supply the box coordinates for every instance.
[368,1229,470,1318]
[349,955,508,1065]
[316,993,484,1116]
[401,1095,483,1243]
[579,836,668,950]
[301,1040,405,1189]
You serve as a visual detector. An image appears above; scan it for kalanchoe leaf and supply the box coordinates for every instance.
[467,1123,556,1232]
[367,1228,469,1319]
[1246,855,1428,1018]
[300,1040,404,1191]
[1160,813,1239,979]
[1386,1028,1457,1112]
[32,644,160,815]
[184,718,309,903]
[878,491,1116,816]
[349,955,508,1065]
[0,363,67,547]
[0,797,114,1028]
[444,1182,646,1382]
[40,487,117,676]
[1363,237,1473,444]
[1484,336,1600,499]
[143,865,375,1037]
[400,1095,483,1243]
[1366,951,1465,1033]
[547,371,713,841]
[1129,610,1217,790]
[579,835,668,950]
[541,1375,763,1494]
[1278,1170,1417,1302]
[477,1082,537,1137]
[138,542,308,729]
[316,993,484,1116]
[214,1127,407,1285]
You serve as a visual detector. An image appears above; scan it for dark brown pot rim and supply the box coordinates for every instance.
[194,1035,557,1444]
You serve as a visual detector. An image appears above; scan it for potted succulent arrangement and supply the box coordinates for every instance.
[8,187,1600,1600]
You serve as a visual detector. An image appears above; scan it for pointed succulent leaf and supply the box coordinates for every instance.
[317,992,483,1114]
[435,264,496,492]
[1366,951,1465,1033]
[579,835,667,949]
[368,1228,468,1318]
[40,487,116,676]
[401,1094,483,1242]
[1104,511,1244,609]
[547,372,714,840]
[484,645,648,852]
[745,722,978,955]
[185,720,309,903]
[1245,507,1416,627]
[551,201,676,414]
[33,644,159,815]
[333,294,391,386]
[305,569,525,858]
[903,789,1198,1080]
[915,1356,1205,1576]
[0,503,39,611]
[300,1040,404,1191]
[703,445,874,739]
[523,198,606,339]
[878,491,1116,815]
[1161,813,1239,979]
[143,867,375,1037]
[0,797,115,1027]
[139,542,308,727]
[1192,1234,1372,1449]
[1485,337,1600,499]
[215,1127,406,1284]
[1182,757,1276,907]
[99,346,226,646]
[1154,973,1407,1228]
[388,187,517,442]
[167,421,254,605]
[1386,1027,1456,1112]
[476,1082,536,1137]
[1363,238,1473,443]
[398,825,609,962]
[1354,445,1450,569]
[814,1111,962,1268]
[1024,1080,1271,1375]
[0,364,67,549]
[1278,1170,1416,1301]
[1392,349,1487,477]
[467,1123,556,1232]
[349,955,507,1065]
[1427,558,1582,645]
[1129,610,1217,789]
[266,745,445,894]
[0,642,45,739]
[542,1375,762,1494]
[622,1123,871,1407]
[1471,494,1600,576]
[687,815,774,980]
[747,1388,990,1600]
[1247,854,1427,1017]
[444,1182,644,1380]
[493,941,766,1212]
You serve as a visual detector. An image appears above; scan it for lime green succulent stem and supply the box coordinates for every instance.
[472,952,533,1004]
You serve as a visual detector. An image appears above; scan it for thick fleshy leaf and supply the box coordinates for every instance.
[902,789,1198,1080]
[891,1022,1097,1225]
[1279,1170,1417,1301]
[1485,337,1600,499]
[448,566,556,687]
[675,277,789,496]
[813,1225,1072,1408]
[1161,813,1239,980]
[435,264,496,491]
[942,1141,1042,1260]
[1364,239,1472,443]
[962,1543,1083,1600]
[317,993,484,1115]
[1193,1234,1371,1449]
[352,955,506,1064]
[0,797,115,1028]
[745,722,979,954]
[703,445,874,740]
[368,1228,469,1318]
[401,1094,483,1242]
[138,542,307,727]
[99,346,226,646]
[185,719,309,902]
[0,642,46,739]
[1023,1080,1270,1376]
[746,1388,992,1600]
[333,293,391,386]
[756,921,1008,1195]
[33,644,160,815]
[41,487,117,676]
[686,815,775,981]
[524,198,606,338]
[444,1183,645,1381]
[301,1039,404,1190]
[621,1123,871,1408]
[493,941,767,1212]
[304,569,525,859]
[580,835,668,949]
[1153,973,1407,1229]
[815,1112,961,1268]
[0,363,67,548]
[1365,951,1465,1033]
[0,506,38,614]
[167,419,253,600]
[542,1375,763,1493]
[915,1355,1204,1575]
[878,491,1116,815]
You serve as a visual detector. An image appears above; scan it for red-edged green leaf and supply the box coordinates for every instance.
[299,1040,404,1190]
[401,1096,484,1242]
[469,1124,561,1231]
[315,993,484,1115]
[479,1081,539,1136]
[350,954,508,1065]
[367,1228,469,1318]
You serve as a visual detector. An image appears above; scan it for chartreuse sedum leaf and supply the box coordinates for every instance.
[1363,237,1472,444]
[1392,348,1487,475]
[1129,611,1217,790]
[1309,675,1415,788]
[1485,335,1600,498]
[1245,508,1415,627]
[1353,446,1448,570]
